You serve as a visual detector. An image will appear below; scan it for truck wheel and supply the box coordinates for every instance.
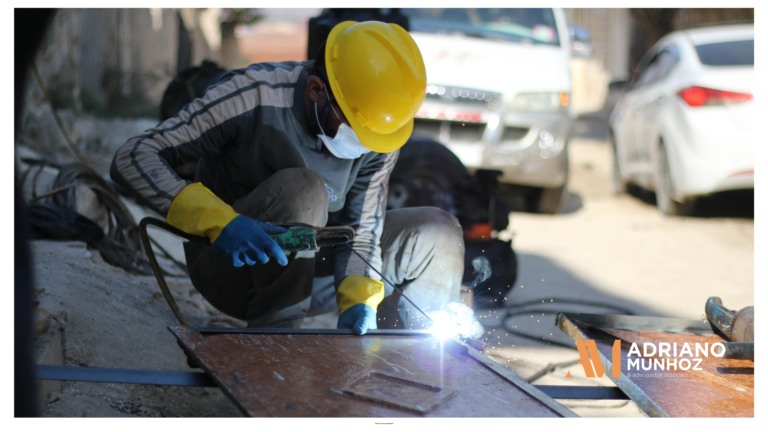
[655,142,695,216]
[532,148,569,214]
[388,135,470,211]
[393,135,469,192]
[536,184,568,214]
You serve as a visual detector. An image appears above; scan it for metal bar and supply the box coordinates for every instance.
[558,312,713,334]
[465,346,578,417]
[37,366,628,402]
[194,327,469,354]
[195,327,434,336]
[556,312,671,417]
[535,385,629,400]
[37,365,217,387]
[723,343,754,360]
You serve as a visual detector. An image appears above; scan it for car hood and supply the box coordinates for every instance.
[411,32,571,100]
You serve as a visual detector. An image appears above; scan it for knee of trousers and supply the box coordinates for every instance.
[409,207,464,261]
[238,167,329,226]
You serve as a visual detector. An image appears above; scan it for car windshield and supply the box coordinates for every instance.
[400,8,560,46]
[695,40,754,66]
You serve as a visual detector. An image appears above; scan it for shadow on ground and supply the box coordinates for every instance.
[476,252,673,350]
[627,186,754,219]
[561,192,584,214]
[572,115,610,141]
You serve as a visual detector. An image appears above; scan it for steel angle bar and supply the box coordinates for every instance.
[557,312,714,334]
[195,327,434,336]
[464,346,579,417]
[555,312,671,417]
[535,385,629,400]
[195,327,470,354]
[37,365,217,387]
[37,365,626,403]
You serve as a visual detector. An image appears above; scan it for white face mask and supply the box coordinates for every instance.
[314,88,370,159]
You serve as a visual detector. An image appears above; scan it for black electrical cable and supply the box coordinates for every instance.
[480,299,636,349]
[21,160,187,277]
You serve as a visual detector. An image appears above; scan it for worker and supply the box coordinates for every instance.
[111,21,464,335]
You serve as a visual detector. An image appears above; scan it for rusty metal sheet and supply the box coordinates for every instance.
[169,326,575,417]
[556,313,754,418]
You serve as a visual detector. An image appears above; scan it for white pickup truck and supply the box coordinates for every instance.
[400,8,574,213]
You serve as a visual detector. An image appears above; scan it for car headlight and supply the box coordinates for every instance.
[507,92,569,112]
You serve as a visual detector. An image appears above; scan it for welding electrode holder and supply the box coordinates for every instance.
[139,217,355,326]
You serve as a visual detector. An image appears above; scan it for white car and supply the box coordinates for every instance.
[609,24,754,215]
[400,8,574,213]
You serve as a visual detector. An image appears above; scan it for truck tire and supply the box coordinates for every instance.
[533,149,569,214]
[393,135,470,192]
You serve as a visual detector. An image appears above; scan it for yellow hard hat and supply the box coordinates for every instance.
[325,21,427,153]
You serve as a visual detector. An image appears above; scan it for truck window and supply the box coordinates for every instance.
[401,8,560,46]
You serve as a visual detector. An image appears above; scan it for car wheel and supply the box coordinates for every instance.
[655,142,695,216]
[610,131,628,195]
[533,147,569,214]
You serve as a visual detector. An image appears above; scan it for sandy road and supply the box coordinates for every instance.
[505,138,754,319]
[478,137,754,417]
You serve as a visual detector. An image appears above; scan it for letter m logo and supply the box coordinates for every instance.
[576,339,621,378]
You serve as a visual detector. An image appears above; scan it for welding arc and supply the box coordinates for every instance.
[342,243,434,324]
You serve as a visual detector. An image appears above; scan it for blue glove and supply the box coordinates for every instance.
[337,303,378,335]
[211,215,289,267]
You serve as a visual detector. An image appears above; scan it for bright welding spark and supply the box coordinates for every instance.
[426,302,484,340]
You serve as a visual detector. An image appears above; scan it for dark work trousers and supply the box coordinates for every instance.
[184,168,465,328]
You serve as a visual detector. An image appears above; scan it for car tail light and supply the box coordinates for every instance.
[676,86,753,107]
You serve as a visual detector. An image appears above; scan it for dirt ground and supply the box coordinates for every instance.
[32,241,244,417]
[481,137,754,417]
[26,131,754,417]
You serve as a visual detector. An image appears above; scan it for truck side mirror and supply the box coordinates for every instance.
[567,25,594,58]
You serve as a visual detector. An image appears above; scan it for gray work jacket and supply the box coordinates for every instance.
[111,60,396,287]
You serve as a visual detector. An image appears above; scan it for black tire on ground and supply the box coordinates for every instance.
[611,130,628,195]
[533,146,569,214]
[393,135,470,192]
[655,141,696,216]
[536,184,568,214]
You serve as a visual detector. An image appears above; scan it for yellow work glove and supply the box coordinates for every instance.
[166,182,287,267]
[336,276,385,335]
[166,182,239,242]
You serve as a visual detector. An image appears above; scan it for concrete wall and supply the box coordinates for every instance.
[30,8,218,118]
[565,8,632,116]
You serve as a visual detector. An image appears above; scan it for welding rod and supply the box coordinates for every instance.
[343,243,434,324]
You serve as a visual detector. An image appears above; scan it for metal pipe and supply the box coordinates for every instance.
[722,342,754,361]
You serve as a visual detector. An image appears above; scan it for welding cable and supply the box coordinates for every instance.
[490,300,636,349]
[342,243,434,324]
[21,160,188,277]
